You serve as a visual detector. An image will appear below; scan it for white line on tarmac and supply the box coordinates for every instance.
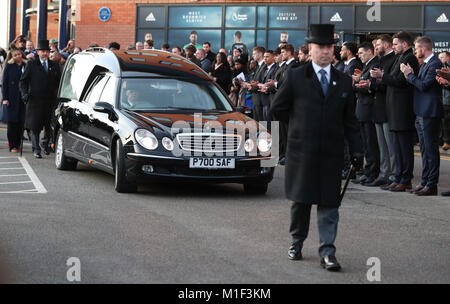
[0,174,28,177]
[0,162,21,165]
[0,181,32,185]
[18,157,48,194]
[0,167,24,170]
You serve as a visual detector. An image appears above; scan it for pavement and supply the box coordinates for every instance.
[0,122,448,284]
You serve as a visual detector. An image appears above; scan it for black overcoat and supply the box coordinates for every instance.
[354,56,379,122]
[382,48,419,131]
[370,51,397,123]
[1,60,26,123]
[271,62,363,207]
[19,58,61,131]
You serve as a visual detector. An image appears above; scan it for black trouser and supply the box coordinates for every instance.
[360,121,380,179]
[442,105,450,145]
[252,101,263,122]
[7,122,23,151]
[290,202,339,258]
[279,121,288,158]
[392,130,415,185]
[30,127,51,154]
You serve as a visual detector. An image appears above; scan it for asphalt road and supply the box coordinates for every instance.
[0,125,448,284]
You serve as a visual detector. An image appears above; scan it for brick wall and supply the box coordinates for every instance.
[11,0,59,45]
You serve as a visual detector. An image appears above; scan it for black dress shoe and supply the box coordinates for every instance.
[364,178,388,187]
[352,175,368,184]
[441,191,450,197]
[279,157,286,166]
[288,244,303,260]
[34,153,42,159]
[361,177,375,186]
[320,255,341,271]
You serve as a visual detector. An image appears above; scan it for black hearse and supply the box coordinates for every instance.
[54,48,274,193]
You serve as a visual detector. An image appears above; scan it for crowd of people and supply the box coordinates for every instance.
[1,31,450,196]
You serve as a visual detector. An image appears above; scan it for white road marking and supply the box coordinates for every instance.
[17,157,48,194]
[0,167,24,170]
[0,181,33,185]
[0,162,21,165]
[0,174,28,177]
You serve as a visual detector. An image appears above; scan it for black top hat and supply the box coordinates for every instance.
[36,40,50,51]
[305,24,339,45]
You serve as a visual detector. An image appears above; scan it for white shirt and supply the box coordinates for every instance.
[285,57,295,66]
[365,56,376,66]
[424,53,434,64]
[40,58,48,69]
[345,57,356,66]
[258,60,264,67]
[312,61,331,84]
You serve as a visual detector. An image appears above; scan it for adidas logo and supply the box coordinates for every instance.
[146,12,156,22]
[330,13,343,22]
[436,13,449,23]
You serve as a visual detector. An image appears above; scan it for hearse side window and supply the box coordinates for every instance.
[59,54,95,100]
[84,75,110,105]
[99,76,116,105]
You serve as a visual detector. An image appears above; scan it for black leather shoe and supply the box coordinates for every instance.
[352,175,368,184]
[34,153,42,159]
[361,177,375,186]
[43,148,50,155]
[288,244,303,260]
[279,157,286,166]
[441,191,450,197]
[364,178,388,187]
[320,255,341,271]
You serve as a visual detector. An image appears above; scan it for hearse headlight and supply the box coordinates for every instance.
[135,129,158,150]
[162,137,174,151]
[244,138,255,153]
[257,131,272,153]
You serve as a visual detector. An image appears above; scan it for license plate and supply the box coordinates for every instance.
[189,158,235,169]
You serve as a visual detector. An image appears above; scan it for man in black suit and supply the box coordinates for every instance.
[272,24,363,271]
[266,44,299,165]
[202,42,216,64]
[352,42,380,185]
[20,40,61,158]
[372,31,419,192]
[341,41,363,180]
[258,50,278,122]
[243,46,266,122]
[341,42,363,77]
[401,36,443,196]
[367,34,398,187]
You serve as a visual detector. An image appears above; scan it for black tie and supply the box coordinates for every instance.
[43,60,48,72]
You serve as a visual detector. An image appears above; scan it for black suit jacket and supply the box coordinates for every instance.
[354,56,380,122]
[260,63,278,106]
[20,58,61,130]
[370,51,397,123]
[382,48,420,131]
[249,62,266,107]
[343,57,363,77]
[271,62,363,207]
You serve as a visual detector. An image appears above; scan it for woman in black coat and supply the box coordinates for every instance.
[1,49,26,152]
[210,52,232,94]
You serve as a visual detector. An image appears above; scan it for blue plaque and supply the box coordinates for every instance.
[99,7,111,22]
